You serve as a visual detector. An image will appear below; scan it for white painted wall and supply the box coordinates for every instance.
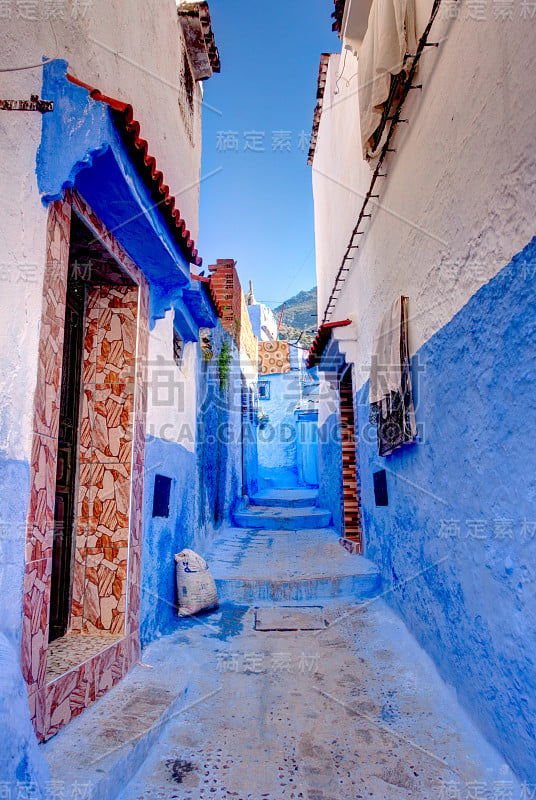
[259,303,278,341]
[248,302,278,342]
[0,51,48,463]
[145,311,198,454]
[0,0,208,463]
[312,50,370,320]
[312,4,536,389]
[3,0,203,236]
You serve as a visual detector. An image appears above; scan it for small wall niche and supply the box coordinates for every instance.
[153,474,172,518]
[373,469,389,507]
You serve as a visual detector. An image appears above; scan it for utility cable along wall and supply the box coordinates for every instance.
[321,0,451,325]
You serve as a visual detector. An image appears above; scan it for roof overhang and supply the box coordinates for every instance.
[308,54,331,166]
[189,273,220,326]
[177,1,221,80]
[340,0,374,52]
[66,73,201,267]
[38,61,210,329]
[306,319,352,368]
[332,0,346,33]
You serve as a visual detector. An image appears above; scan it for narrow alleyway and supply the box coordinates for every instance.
[43,490,520,800]
[3,0,535,791]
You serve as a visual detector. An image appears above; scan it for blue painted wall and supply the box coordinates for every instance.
[0,458,29,645]
[140,437,197,646]
[140,329,248,647]
[318,411,343,534]
[39,60,197,327]
[257,370,302,488]
[295,369,320,487]
[0,634,50,797]
[355,239,536,782]
[0,460,50,793]
[295,411,320,487]
[242,384,259,499]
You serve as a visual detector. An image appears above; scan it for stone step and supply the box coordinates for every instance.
[232,505,331,530]
[214,569,381,605]
[42,640,204,800]
[206,527,381,606]
[249,489,319,508]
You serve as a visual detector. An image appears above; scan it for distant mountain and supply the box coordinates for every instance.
[274,287,317,347]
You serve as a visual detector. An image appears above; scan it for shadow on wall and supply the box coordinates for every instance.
[198,348,231,527]
[318,411,344,534]
[356,238,536,783]
[140,331,244,648]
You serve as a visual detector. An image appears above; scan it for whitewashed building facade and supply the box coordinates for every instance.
[308,0,536,783]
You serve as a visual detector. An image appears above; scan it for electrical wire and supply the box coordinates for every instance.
[0,57,55,73]
[1,26,58,73]
[334,49,358,95]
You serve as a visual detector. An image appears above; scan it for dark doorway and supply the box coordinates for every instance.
[49,271,86,641]
[339,368,363,551]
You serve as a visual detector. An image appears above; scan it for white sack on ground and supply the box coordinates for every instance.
[175,549,219,617]
[358,0,417,158]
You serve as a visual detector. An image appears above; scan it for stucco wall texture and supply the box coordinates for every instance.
[2,1,203,463]
[318,411,344,535]
[140,328,245,647]
[0,634,50,796]
[313,8,536,366]
[355,242,536,782]
[311,0,536,783]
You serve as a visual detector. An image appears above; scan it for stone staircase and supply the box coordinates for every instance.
[233,488,331,529]
[206,488,381,605]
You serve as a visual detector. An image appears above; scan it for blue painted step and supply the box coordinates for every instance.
[207,528,381,605]
[233,504,331,530]
[250,489,319,508]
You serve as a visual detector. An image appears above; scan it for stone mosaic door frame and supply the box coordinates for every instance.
[339,366,363,550]
[21,189,149,740]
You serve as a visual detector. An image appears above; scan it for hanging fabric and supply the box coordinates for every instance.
[358,0,417,159]
[369,295,416,456]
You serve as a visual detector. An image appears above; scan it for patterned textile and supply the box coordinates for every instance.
[369,296,416,457]
[259,341,291,375]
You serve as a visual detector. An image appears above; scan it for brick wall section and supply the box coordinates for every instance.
[208,259,258,367]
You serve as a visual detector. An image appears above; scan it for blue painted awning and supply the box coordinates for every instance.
[38,60,212,330]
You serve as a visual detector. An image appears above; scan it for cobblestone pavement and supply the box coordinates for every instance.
[117,600,520,800]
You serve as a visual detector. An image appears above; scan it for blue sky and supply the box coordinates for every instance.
[198,0,340,308]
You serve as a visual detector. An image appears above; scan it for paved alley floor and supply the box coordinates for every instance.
[115,599,519,800]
